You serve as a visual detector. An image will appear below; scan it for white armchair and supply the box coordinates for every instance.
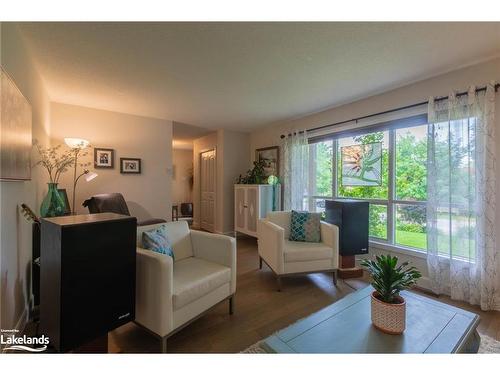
[257,211,339,291]
[135,221,236,352]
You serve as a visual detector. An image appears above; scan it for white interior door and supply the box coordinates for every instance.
[200,149,216,232]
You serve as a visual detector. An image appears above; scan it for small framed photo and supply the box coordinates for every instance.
[256,146,280,178]
[120,158,141,174]
[94,148,114,169]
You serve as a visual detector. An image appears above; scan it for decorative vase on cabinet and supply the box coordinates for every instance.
[234,184,281,238]
[40,183,66,218]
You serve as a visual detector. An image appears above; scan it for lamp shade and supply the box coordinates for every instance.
[85,171,98,182]
[65,137,90,149]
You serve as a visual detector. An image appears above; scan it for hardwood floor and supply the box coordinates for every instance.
[109,236,500,353]
[109,236,355,353]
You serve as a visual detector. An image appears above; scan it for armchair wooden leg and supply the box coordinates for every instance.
[277,276,282,292]
[259,256,263,270]
[333,270,338,286]
[161,336,168,353]
[229,296,234,315]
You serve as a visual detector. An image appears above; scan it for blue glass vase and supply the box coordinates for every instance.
[40,183,66,217]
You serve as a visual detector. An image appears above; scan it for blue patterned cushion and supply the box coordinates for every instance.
[142,225,175,260]
[289,210,321,243]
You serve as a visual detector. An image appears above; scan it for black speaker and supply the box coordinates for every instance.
[325,199,369,256]
[40,213,136,352]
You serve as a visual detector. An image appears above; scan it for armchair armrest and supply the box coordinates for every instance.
[257,219,285,274]
[320,221,339,269]
[190,230,237,294]
[135,247,174,337]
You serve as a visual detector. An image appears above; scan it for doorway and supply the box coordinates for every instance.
[200,149,216,232]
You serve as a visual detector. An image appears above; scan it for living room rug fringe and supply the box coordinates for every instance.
[241,334,500,354]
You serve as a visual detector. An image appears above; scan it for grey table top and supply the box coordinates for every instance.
[262,286,480,353]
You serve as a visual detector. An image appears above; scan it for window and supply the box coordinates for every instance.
[306,119,429,253]
[306,140,333,215]
[394,125,427,250]
[369,204,388,240]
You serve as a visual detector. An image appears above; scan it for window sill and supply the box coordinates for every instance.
[368,240,476,265]
[368,240,427,259]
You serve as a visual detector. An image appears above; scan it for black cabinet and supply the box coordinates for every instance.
[40,213,136,352]
[325,199,369,256]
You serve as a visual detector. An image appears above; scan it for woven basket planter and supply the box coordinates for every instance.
[370,291,406,335]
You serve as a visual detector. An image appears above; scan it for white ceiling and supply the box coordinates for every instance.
[19,22,500,131]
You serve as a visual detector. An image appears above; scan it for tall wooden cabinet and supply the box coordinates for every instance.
[40,213,136,352]
[234,184,281,237]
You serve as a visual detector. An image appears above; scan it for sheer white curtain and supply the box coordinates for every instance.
[426,83,498,310]
[282,131,309,211]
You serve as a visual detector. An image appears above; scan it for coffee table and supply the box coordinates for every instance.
[261,286,480,353]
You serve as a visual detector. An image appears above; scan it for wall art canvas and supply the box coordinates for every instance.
[341,142,382,186]
[1,66,32,181]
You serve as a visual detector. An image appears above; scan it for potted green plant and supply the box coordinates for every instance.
[361,254,421,334]
[236,160,267,184]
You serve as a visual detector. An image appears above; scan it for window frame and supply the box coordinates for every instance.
[306,115,429,256]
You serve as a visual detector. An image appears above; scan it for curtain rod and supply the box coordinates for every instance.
[280,83,499,139]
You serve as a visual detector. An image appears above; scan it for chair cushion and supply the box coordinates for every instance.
[142,224,175,260]
[173,257,231,310]
[137,221,193,261]
[289,210,321,242]
[267,211,292,238]
[283,240,333,263]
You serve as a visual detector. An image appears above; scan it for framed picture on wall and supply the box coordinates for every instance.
[120,158,141,174]
[256,146,280,178]
[94,148,114,168]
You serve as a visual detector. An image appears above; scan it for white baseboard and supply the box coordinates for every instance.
[414,276,432,292]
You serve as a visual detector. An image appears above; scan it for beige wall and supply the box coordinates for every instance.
[192,130,250,234]
[219,129,250,234]
[172,149,193,205]
[250,57,500,293]
[50,102,173,222]
[0,23,51,331]
[251,57,500,156]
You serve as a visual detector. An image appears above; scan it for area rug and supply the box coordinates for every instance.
[478,334,500,353]
[241,334,500,354]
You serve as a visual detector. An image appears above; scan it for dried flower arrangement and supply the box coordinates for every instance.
[33,140,92,183]
[34,141,75,183]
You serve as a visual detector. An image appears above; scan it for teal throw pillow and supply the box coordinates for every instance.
[289,210,321,243]
[142,225,175,260]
